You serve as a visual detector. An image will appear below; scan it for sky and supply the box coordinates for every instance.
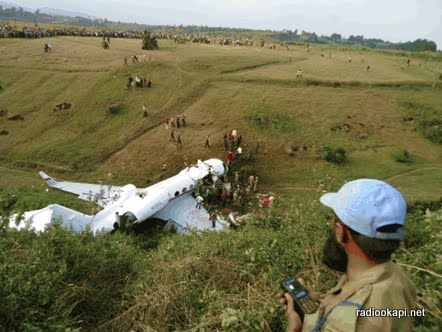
[10,0,442,49]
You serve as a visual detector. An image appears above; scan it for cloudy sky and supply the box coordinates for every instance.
[12,0,442,49]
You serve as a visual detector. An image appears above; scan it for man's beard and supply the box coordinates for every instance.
[321,230,348,272]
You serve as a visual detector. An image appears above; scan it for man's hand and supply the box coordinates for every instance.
[279,292,302,332]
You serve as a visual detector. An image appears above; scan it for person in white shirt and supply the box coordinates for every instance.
[196,195,204,210]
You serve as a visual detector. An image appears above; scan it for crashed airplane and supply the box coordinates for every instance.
[8,159,228,234]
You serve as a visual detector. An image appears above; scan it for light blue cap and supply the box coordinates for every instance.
[320,179,407,240]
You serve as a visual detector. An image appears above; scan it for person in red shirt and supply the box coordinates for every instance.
[226,152,233,165]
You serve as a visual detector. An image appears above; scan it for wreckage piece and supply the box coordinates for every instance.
[9,159,228,235]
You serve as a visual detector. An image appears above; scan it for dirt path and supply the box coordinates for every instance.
[384,167,442,181]
[99,66,209,164]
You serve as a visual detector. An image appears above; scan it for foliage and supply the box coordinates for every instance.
[106,103,124,115]
[141,32,159,50]
[399,102,442,144]
[321,145,348,164]
[392,149,412,163]
[248,105,295,134]
[0,187,95,218]
[398,206,442,329]
[417,113,442,144]
[271,30,437,52]
[0,197,441,330]
[0,226,144,331]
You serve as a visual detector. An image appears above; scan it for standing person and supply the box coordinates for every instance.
[195,195,204,210]
[176,134,182,148]
[181,114,186,127]
[176,115,181,128]
[230,139,236,151]
[127,76,133,90]
[169,130,176,142]
[233,190,239,207]
[234,171,239,185]
[221,191,228,208]
[237,146,243,157]
[205,135,211,148]
[165,118,170,130]
[142,104,148,117]
[253,176,259,192]
[223,133,229,150]
[210,211,217,228]
[248,175,255,187]
[226,151,233,166]
[237,135,242,148]
[280,179,416,332]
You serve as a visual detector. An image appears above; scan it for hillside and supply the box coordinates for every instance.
[0,37,441,331]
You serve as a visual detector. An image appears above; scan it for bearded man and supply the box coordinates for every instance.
[280,179,416,332]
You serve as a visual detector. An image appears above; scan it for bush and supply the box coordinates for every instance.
[393,149,412,163]
[141,32,159,50]
[248,106,295,133]
[399,102,442,144]
[418,113,442,144]
[0,226,142,331]
[107,103,123,115]
[321,145,348,164]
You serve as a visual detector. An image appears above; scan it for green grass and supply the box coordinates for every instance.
[0,36,441,331]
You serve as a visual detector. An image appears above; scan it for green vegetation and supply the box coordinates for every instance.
[0,35,441,331]
[393,149,413,163]
[0,197,440,331]
[106,103,124,115]
[321,146,348,164]
[399,102,442,144]
[248,105,295,133]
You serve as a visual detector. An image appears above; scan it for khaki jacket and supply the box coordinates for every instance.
[302,261,416,332]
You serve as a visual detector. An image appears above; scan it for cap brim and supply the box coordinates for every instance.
[319,193,337,208]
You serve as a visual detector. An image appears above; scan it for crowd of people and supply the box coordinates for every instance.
[0,23,170,39]
[0,23,265,48]
[190,129,265,229]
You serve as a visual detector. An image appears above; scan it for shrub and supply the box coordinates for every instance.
[399,102,442,144]
[107,103,123,115]
[417,113,442,144]
[393,149,412,163]
[247,106,295,133]
[0,226,142,331]
[321,145,348,164]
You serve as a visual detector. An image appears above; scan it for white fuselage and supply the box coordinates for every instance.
[90,158,226,232]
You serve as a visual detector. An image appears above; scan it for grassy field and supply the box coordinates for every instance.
[0,37,441,331]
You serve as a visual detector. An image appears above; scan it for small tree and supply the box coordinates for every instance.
[142,31,159,50]
[393,149,412,163]
[322,145,348,164]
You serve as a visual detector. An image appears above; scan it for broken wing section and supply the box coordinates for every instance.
[39,172,124,207]
[8,204,93,233]
[152,194,226,233]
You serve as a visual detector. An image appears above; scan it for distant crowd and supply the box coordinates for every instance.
[0,23,168,39]
[0,23,261,47]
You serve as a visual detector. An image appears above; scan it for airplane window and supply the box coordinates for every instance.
[190,184,194,189]
[182,187,187,192]
[174,191,179,196]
